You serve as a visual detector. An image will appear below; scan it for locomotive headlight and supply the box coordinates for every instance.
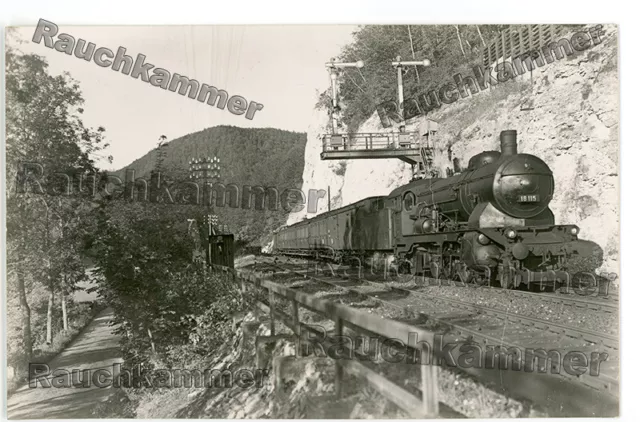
[477,234,490,245]
[506,229,517,239]
[570,227,579,236]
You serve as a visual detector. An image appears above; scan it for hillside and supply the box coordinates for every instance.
[328,24,584,133]
[114,125,306,244]
[289,24,619,276]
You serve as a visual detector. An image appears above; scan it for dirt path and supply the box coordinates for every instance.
[7,308,124,419]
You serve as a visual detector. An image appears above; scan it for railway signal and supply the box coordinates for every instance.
[391,56,431,119]
[325,58,364,134]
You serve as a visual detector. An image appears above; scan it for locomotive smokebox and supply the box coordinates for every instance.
[500,130,518,156]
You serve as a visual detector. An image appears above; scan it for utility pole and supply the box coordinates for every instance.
[391,56,431,118]
[189,156,221,265]
[325,59,364,134]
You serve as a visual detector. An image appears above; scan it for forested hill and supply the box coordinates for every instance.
[113,125,306,244]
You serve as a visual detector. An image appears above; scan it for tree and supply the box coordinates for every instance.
[6,34,109,373]
[454,25,466,57]
[332,25,511,132]
[91,200,196,358]
[87,193,245,369]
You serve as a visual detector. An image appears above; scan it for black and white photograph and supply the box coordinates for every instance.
[3,2,628,419]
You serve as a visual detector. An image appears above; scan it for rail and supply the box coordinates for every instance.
[211,264,440,418]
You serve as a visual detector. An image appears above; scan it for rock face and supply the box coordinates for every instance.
[291,24,619,276]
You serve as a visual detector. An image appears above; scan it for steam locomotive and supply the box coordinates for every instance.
[273,130,603,289]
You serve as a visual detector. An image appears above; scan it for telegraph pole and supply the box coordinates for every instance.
[325,59,364,134]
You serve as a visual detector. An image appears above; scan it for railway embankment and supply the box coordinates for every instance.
[123,256,618,418]
[131,274,523,418]
[132,310,422,419]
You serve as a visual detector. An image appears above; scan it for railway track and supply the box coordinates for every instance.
[249,257,619,399]
[387,278,619,314]
[478,284,617,313]
[254,257,619,314]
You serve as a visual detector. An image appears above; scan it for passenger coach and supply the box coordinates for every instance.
[273,196,393,259]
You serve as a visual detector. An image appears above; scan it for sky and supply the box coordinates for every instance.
[11,24,358,169]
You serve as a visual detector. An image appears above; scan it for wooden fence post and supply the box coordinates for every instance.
[334,316,344,397]
[269,289,276,336]
[253,276,263,317]
[291,300,300,336]
[420,343,439,417]
[240,278,247,307]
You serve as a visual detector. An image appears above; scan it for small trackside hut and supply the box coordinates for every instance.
[205,215,235,269]
[209,232,235,269]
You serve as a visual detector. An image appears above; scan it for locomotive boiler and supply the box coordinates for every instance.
[273,130,603,289]
[405,130,554,223]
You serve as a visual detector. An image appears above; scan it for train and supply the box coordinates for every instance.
[272,130,604,289]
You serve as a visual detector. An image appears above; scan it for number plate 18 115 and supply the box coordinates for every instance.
[518,195,539,203]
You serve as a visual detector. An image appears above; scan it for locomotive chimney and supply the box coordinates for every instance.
[500,130,518,156]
